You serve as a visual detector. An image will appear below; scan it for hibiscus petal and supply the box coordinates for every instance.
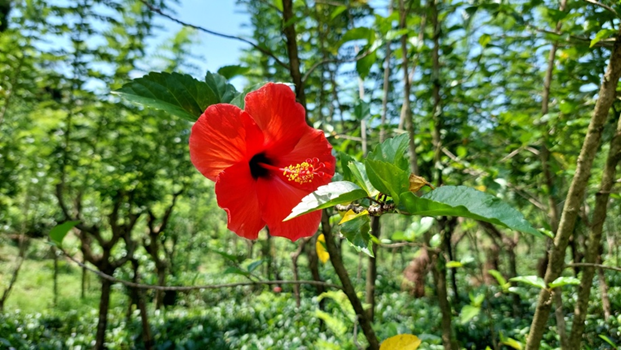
[256,176,322,241]
[244,83,307,157]
[215,162,265,240]
[190,104,264,181]
[273,128,336,192]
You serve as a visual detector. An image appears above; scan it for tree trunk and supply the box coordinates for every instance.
[0,234,26,313]
[94,278,113,350]
[597,265,611,321]
[281,0,307,109]
[567,115,621,349]
[155,269,166,310]
[525,29,621,350]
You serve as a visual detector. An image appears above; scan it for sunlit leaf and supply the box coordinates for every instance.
[339,209,369,224]
[459,305,481,324]
[316,234,330,263]
[380,334,421,350]
[509,275,546,290]
[399,186,541,237]
[548,276,580,289]
[114,71,238,121]
[285,181,368,221]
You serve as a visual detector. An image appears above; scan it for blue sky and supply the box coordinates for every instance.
[150,1,251,87]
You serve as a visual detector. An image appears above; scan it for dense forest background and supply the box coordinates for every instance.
[1,0,620,349]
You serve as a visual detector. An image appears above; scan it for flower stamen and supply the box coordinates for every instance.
[282,157,326,184]
[257,157,327,184]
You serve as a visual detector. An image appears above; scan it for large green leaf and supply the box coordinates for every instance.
[356,50,377,80]
[204,71,239,103]
[348,160,378,197]
[49,220,80,246]
[399,186,541,237]
[285,181,368,221]
[365,159,409,205]
[548,276,580,289]
[367,133,410,170]
[509,275,546,290]
[340,215,373,257]
[338,27,375,49]
[113,71,238,121]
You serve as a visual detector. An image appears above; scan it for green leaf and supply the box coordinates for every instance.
[368,134,410,170]
[478,33,491,48]
[229,82,268,109]
[49,221,80,247]
[348,161,378,196]
[365,159,410,205]
[113,71,238,121]
[488,269,508,289]
[399,186,541,237]
[590,29,616,48]
[217,65,250,80]
[246,259,263,273]
[315,310,348,337]
[386,28,410,40]
[548,276,580,289]
[285,181,368,220]
[204,71,239,103]
[339,27,375,48]
[340,215,373,257]
[599,335,618,348]
[353,100,371,121]
[509,275,546,290]
[356,50,377,80]
[459,305,480,324]
[272,0,283,12]
[500,337,523,350]
[223,266,250,276]
[330,5,347,20]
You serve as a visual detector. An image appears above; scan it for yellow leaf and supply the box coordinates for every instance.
[338,209,369,224]
[501,338,522,350]
[316,234,330,263]
[475,185,486,192]
[409,174,434,192]
[380,334,421,350]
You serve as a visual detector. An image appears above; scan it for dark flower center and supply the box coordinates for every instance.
[249,153,270,179]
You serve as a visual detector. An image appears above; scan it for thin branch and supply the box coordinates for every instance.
[582,0,619,17]
[567,263,621,273]
[137,0,289,69]
[302,49,375,84]
[60,248,341,291]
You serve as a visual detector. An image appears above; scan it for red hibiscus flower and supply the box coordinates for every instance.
[189,83,335,241]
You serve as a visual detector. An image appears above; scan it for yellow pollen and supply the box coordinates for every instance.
[282,158,325,184]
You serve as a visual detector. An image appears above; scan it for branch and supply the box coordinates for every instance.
[567,263,621,273]
[582,0,619,18]
[302,49,375,84]
[137,0,289,69]
[59,248,342,291]
[321,210,379,349]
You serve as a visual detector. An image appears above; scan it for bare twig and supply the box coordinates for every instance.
[59,248,341,291]
[137,0,289,69]
[582,0,619,17]
[567,262,621,273]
